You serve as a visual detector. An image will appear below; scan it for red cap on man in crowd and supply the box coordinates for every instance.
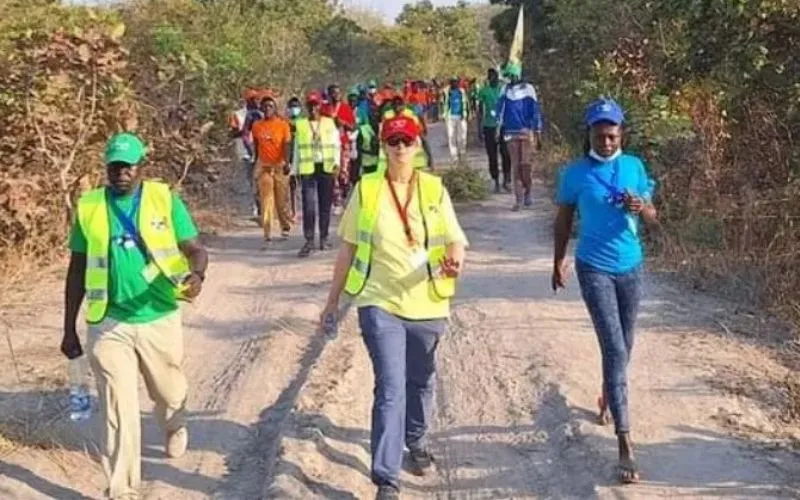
[381,116,420,142]
[306,91,322,104]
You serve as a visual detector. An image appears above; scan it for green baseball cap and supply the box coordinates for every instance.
[502,63,522,78]
[104,133,147,166]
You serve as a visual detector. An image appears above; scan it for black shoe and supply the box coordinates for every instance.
[298,241,314,258]
[408,448,435,476]
[503,181,512,193]
[320,239,333,251]
[375,485,400,500]
[493,181,500,194]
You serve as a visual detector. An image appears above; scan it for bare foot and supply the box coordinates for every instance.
[617,433,640,484]
[618,457,641,484]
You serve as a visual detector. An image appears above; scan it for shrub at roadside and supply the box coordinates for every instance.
[442,165,489,203]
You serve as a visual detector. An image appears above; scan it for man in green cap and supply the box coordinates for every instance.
[61,132,208,500]
[478,67,511,193]
[496,63,543,210]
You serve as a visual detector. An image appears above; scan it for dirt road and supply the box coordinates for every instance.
[2,123,799,499]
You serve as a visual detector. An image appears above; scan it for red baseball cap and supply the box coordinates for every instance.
[382,116,420,142]
[306,91,322,105]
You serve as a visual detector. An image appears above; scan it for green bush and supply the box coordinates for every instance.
[442,165,489,203]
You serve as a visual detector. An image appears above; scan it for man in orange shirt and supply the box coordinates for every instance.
[376,83,397,109]
[251,95,293,245]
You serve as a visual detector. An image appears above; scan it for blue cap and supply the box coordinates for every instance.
[585,98,624,126]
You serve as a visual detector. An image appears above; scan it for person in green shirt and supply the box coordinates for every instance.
[61,133,208,500]
[477,67,511,193]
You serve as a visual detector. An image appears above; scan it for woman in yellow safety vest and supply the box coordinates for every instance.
[321,116,468,500]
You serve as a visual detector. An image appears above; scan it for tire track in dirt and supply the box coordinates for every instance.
[215,329,330,499]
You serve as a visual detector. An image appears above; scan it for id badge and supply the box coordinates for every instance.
[313,150,324,163]
[123,237,136,250]
[409,248,428,270]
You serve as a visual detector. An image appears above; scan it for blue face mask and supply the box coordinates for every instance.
[288,106,301,118]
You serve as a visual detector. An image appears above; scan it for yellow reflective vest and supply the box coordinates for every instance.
[294,117,338,175]
[344,171,455,301]
[76,181,190,323]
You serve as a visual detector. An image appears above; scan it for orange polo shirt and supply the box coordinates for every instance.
[251,117,291,165]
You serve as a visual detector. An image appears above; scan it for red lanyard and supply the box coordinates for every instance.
[386,173,417,247]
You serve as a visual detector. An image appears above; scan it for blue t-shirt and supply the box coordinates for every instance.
[556,154,654,273]
[449,89,464,117]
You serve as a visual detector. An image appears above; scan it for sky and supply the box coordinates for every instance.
[344,0,487,23]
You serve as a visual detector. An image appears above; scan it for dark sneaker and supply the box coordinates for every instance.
[408,448,435,475]
[375,485,400,500]
[320,239,333,251]
[523,194,533,207]
[493,181,500,194]
[298,241,314,258]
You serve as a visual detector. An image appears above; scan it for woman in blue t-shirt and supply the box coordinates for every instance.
[552,98,659,484]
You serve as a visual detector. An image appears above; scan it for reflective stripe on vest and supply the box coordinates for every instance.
[294,118,338,175]
[343,171,455,300]
[76,181,191,323]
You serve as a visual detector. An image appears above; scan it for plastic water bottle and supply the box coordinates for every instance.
[322,296,354,340]
[68,355,92,422]
[322,312,338,340]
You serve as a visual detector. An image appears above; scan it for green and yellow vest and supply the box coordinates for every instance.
[76,181,190,323]
[344,171,455,301]
[358,123,379,175]
[294,117,339,175]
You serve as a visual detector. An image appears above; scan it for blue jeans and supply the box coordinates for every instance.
[576,260,642,435]
[300,163,334,242]
[358,306,445,488]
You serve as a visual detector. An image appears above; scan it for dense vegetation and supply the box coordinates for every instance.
[491,0,800,327]
[0,0,498,286]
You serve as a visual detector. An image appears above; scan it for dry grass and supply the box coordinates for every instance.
[0,388,99,458]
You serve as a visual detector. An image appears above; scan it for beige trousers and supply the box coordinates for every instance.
[87,311,187,500]
[255,162,292,239]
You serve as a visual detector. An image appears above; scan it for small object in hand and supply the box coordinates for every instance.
[322,312,338,340]
[440,257,461,278]
[68,355,92,422]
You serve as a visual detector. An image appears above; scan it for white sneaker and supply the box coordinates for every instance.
[166,427,188,459]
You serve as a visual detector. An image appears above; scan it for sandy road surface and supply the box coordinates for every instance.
[1,123,799,499]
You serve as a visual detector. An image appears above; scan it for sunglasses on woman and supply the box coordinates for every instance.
[386,136,415,147]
